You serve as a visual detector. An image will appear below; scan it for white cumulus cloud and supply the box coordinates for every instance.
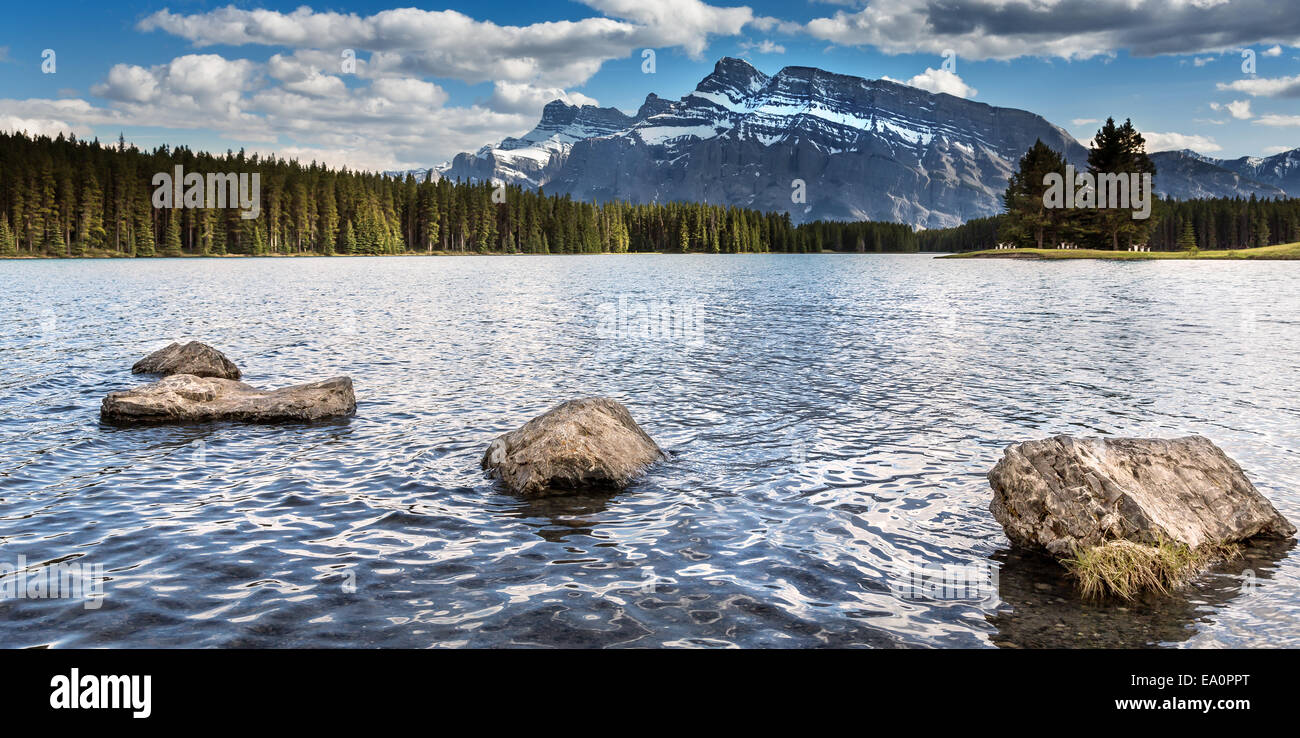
[803,0,1300,61]
[1255,114,1300,127]
[138,2,757,87]
[1216,73,1300,98]
[0,115,92,139]
[486,82,599,116]
[1142,131,1223,152]
[738,39,786,54]
[884,68,977,98]
[1210,99,1253,118]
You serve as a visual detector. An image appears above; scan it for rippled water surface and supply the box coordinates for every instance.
[2,254,1298,648]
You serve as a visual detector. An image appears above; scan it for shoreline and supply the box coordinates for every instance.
[942,243,1300,260]
[1,249,939,260]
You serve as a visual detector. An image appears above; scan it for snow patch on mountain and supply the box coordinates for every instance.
[436,57,1296,225]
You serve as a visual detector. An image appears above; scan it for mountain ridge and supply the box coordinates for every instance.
[433,57,1295,226]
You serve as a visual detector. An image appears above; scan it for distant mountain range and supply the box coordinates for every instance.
[398,57,1298,228]
[1148,149,1296,201]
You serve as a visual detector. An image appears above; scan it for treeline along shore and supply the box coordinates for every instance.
[924,198,1300,255]
[929,120,1300,255]
[0,131,922,258]
[3,130,1297,259]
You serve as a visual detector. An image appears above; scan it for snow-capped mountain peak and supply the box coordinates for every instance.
[438,59,1296,226]
[440,99,632,187]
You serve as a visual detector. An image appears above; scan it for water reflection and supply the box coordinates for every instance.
[494,491,615,543]
[988,538,1295,648]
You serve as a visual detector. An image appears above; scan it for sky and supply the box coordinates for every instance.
[0,0,1297,172]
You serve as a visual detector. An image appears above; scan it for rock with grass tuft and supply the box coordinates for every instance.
[989,435,1294,597]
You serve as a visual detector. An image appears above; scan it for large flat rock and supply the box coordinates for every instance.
[482,397,665,497]
[132,341,242,380]
[989,435,1295,556]
[102,374,355,424]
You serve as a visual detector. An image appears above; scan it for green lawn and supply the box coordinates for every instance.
[941,242,1300,260]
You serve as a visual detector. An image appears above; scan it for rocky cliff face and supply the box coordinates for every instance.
[439,57,1296,226]
[1204,148,1300,195]
[443,100,634,189]
[1149,149,1290,200]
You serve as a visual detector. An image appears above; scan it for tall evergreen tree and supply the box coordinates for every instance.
[163,211,184,257]
[1001,139,1071,249]
[0,215,15,256]
[340,220,357,255]
[133,197,155,257]
[1087,117,1157,250]
[1177,220,1197,251]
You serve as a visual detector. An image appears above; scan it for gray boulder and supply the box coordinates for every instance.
[102,374,355,424]
[482,397,665,497]
[989,435,1295,557]
[132,341,242,380]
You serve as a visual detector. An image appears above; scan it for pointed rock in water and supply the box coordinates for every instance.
[132,341,242,380]
[988,435,1295,557]
[482,397,665,497]
[102,374,355,424]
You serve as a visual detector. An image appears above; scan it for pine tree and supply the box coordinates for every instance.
[211,210,228,255]
[1087,117,1157,250]
[318,180,339,254]
[1001,139,1070,249]
[1251,210,1271,248]
[56,168,75,255]
[340,220,357,255]
[251,220,266,255]
[36,165,57,254]
[163,211,184,256]
[133,197,155,257]
[0,215,15,256]
[10,185,27,254]
[1177,220,1197,253]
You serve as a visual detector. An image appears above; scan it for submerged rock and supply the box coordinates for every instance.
[102,374,355,424]
[132,341,242,380]
[482,397,665,497]
[989,435,1294,556]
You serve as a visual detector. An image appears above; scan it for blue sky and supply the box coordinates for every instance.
[1,0,1297,170]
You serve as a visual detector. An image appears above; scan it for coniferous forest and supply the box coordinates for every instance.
[918,197,1300,253]
[0,131,927,257]
[932,119,1300,253]
[3,130,1296,259]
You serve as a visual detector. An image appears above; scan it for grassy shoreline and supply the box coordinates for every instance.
[6,244,1299,260]
[941,242,1300,260]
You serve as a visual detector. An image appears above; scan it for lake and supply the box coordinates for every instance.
[1,254,1298,648]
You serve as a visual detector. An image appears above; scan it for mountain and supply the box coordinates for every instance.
[440,57,1295,227]
[1208,149,1300,195]
[443,101,632,188]
[1148,150,1287,200]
